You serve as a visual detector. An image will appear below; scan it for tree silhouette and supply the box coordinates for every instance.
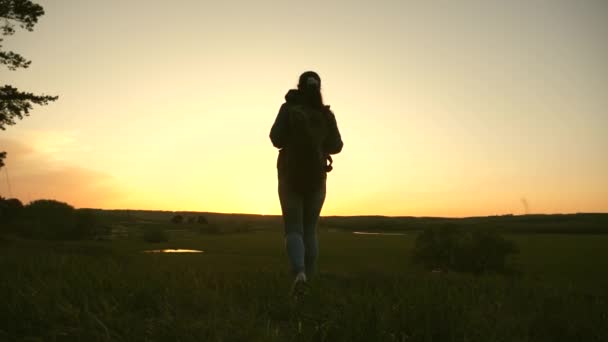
[0,0,58,168]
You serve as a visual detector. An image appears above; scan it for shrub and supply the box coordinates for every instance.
[197,215,208,224]
[143,227,169,243]
[20,199,76,239]
[171,214,183,224]
[413,224,518,274]
[0,197,23,224]
[15,200,104,240]
[75,209,109,239]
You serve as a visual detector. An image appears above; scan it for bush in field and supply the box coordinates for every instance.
[75,209,109,239]
[16,200,104,240]
[171,214,183,224]
[20,199,76,239]
[0,197,24,224]
[197,215,208,224]
[413,224,518,274]
[143,227,169,243]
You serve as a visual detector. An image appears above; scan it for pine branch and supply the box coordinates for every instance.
[0,0,45,33]
[0,85,58,130]
[0,49,30,69]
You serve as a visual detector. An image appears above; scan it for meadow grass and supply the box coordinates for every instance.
[1,229,607,341]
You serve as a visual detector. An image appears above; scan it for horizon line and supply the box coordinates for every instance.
[76,207,608,219]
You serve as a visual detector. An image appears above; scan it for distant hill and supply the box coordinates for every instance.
[86,209,608,234]
[320,213,608,234]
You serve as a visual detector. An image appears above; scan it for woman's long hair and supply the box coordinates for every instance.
[298,71,325,110]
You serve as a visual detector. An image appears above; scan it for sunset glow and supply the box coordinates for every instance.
[1,0,607,216]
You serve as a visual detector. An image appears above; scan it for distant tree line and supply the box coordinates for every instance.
[171,214,208,225]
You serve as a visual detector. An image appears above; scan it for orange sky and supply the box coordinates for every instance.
[1,0,607,217]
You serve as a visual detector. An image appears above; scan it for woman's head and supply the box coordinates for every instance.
[297,71,324,108]
[298,71,321,90]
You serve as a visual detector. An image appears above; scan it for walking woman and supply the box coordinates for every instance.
[269,71,343,290]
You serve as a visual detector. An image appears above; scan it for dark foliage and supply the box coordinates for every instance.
[0,196,23,224]
[0,0,45,71]
[15,199,104,239]
[412,224,518,274]
[197,215,208,224]
[0,0,45,34]
[0,85,58,129]
[171,214,183,224]
[19,199,75,239]
[75,208,109,239]
[143,227,169,243]
[0,0,57,168]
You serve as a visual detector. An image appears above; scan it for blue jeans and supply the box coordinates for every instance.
[278,179,326,276]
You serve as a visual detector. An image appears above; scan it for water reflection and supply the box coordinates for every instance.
[143,249,204,253]
[352,232,406,236]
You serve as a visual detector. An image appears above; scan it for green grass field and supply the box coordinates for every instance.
[2,217,608,341]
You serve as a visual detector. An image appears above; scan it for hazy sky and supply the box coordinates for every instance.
[1,0,607,216]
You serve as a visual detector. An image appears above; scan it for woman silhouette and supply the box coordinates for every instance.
[269,71,343,292]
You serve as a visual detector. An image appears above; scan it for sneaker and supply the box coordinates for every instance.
[291,272,308,298]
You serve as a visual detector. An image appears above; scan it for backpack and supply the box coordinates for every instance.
[285,104,331,193]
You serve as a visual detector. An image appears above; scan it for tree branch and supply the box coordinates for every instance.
[0,0,45,33]
[0,49,29,69]
[0,85,58,130]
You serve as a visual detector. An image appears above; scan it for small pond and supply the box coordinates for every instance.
[143,249,204,253]
[352,232,407,236]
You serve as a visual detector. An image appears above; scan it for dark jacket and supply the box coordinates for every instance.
[270,89,343,189]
